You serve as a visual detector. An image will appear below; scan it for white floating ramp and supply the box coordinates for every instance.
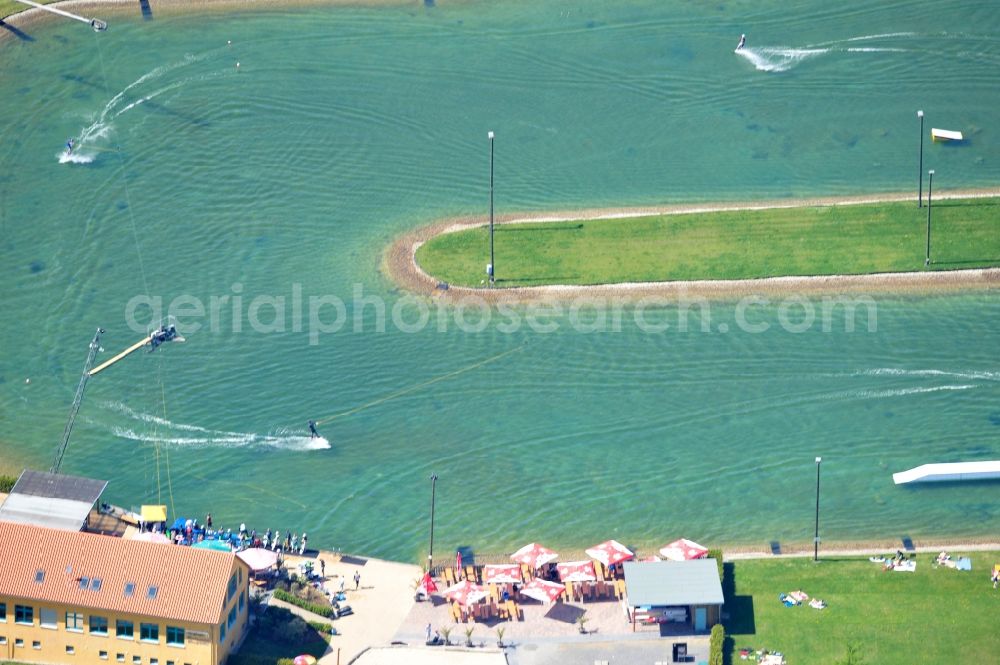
[893,461,1000,485]
[931,128,963,142]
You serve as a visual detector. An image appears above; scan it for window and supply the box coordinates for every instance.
[227,606,237,630]
[15,605,33,624]
[33,640,41,649]
[66,611,84,631]
[90,615,109,634]
[219,621,226,642]
[140,622,159,642]
[167,661,175,665]
[79,577,90,589]
[66,644,76,654]
[124,582,135,597]
[0,601,6,621]
[34,569,45,583]
[151,659,159,665]
[0,636,6,645]
[147,586,158,600]
[40,607,57,628]
[100,651,108,660]
[227,573,237,601]
[92,578,103,591]
[239,592,245,612]
[116,654,125,663]
[166,626,185,646]
[133,656,141,665]
[15,638,24,647]
[116,619,134,639]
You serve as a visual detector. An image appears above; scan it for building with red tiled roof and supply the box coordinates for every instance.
[0,520,250,665]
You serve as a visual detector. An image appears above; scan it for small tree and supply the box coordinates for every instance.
[837,642,865,665]
[576,615,590,634]
[464,625,476,647]
[496,626,506,648]
[439,626,452,646]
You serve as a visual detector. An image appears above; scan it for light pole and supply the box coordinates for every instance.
[813,457,822,562]
[925,170,935,266]
[488,130,495,287]
[428,474,438,573]
[917,110,924,208]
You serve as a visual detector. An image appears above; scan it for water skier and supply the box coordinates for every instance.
[736,34,746,50]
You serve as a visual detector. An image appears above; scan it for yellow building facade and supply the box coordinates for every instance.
[0,522,250,665]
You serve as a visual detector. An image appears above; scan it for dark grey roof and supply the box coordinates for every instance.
[0,470,108,531]
[623,559,724,607]
[10,469,108,503]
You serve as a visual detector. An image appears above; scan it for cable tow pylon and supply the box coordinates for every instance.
[51,328,104,474]
[14,0,107,31]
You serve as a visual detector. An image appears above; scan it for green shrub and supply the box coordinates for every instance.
[227,654,281,665]
[709,623,725,665]
[706,549,724,580]
[307,620,334,635]
[272,589,333,617]
[0,474,17,493]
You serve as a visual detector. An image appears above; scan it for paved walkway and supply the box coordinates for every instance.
[277,551,422,665]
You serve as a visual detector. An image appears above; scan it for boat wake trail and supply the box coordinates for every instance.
[60,53,218,164]
[858,368,1000,382]
[738,32,916,72]
[104,402,330,451]
[737,47,827,73]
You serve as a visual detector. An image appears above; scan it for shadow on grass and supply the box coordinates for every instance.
[929,259,1000,266]
[505,224,585,232]
[495,276,580,284]
[722,563,757,637]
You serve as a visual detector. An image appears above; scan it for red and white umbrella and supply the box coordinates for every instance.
[483,564,522,585]
[442,579,487,606]
[237,547,280,572]
[556,560,597,582]
[585,539,634,567]
[133,532,171,544]
[659,538,709,561]
[520,578,565,603]
[419,572,438,596]
[511,542,559,569]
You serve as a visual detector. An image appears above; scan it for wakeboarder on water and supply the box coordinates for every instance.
[736,34,746,50]
[66,138,75,154]
[308,420,320,438]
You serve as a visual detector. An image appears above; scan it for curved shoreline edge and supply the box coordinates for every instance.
[0,0,410,34]
[385,188,1000,304]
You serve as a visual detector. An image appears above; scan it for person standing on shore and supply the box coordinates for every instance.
[354,570,361,590]
[320,558,325,579]
[206,513,213,528]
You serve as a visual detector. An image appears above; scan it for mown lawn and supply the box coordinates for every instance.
[416,198,1000,287]
[726,551,1000,664]
[0,0,56,20]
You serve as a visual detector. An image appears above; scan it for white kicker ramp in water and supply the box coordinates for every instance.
[893,461,1000,484]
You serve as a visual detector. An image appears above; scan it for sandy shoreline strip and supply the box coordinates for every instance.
[0,0,411,34]
[385,188,1000,304]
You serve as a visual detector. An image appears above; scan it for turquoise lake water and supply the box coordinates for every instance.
[1,0,999,562]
